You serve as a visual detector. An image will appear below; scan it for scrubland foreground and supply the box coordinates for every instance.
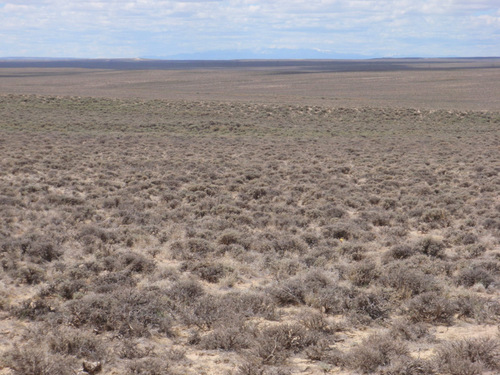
[0,94,499,374]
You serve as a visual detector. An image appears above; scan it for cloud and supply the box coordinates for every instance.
[0,0,498,57]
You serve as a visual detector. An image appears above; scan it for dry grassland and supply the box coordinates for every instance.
[0,60,499,374]
[1,58,500,110]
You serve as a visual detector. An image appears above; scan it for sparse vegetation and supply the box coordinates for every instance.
[1,63,499,374]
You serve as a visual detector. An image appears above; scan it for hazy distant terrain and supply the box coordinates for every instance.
[1,57,498,72]
[1,58,500,110]
[0,60,499,375]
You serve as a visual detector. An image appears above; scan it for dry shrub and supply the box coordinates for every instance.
[261,367,293,375]
[409,254,455,278]
[454,293,500,323]
[269,279,306,306]
[78,225,118,245]
[45,193,84,206]
[14,297,56,320]
[16,263,45,285]
[349,291,389,322]
[0,291,7,311]
[92,271,137,294]
[303,245,339,267]
[3,96,500,374]
[457,232,479,245]
[413,237,446,259]
[1,236,62,264]
[362,210,391,227]
[50,279,86,300]
[222,291,277,320]
[382,357,435,375]
[389,319,430,341]
[313,284,355,315]
[218,229,244,246]
[237,358,265,375]
[167,279,205,304]
[434,338,500,375]
[272,236,307,256]
[26,241,62,263]
[339,242,367,261]
[384,244,416,261]
[381,262,439,299]
[347,332,409,373]
[183,291,277,329]
[115,251,156,273]
[406,291,455,325]
[270,269,338,307]
[3,345,75,375]
[322,224,356,241]
[181,261,230,283]
[482,217,500,230]
[302,270,335,291]
[324,204,347,218]
[455,264,496,288]
[47,326,106,361]
[126,357,173,375]
[250,323,319,365]
[65,288,172,337]
[118,340,156,360]
[462,244,487,259]
[301,231,321,247]
[348,259,379,287]
[182,294,233,329]
[170,238,216,260]
[199,321,250,351]
[305,340,343,363]
[298,310,334,333]
[421,208,449,226]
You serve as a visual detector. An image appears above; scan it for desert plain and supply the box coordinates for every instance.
[0,58,499,374]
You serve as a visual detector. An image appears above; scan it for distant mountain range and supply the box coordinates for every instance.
[145,48,373,60]
[1,49,498,62]
[0,57,79,61]
[0,49,374,61]
[1,54,498,72]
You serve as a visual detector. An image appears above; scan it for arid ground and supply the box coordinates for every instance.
[0,59,499,374]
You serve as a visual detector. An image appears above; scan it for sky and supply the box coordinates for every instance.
[0,0,499,59]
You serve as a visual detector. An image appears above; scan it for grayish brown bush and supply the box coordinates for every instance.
[47,326,106,361]
[2,93,499,374]
[413,237,446,259]
[347,332,409,373]
[65,288,173,337]
[434,338,500,375]
[406,292,455,324]
[4,345,75,375]
[250,323,319,365]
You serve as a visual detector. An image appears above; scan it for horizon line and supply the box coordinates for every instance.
[1,56,500,61]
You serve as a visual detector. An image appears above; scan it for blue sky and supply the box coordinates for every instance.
[0,0,499,58]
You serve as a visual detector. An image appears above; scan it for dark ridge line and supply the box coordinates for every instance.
[0,58,499,72]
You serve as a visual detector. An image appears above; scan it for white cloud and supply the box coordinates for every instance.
[0,0,498,57]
